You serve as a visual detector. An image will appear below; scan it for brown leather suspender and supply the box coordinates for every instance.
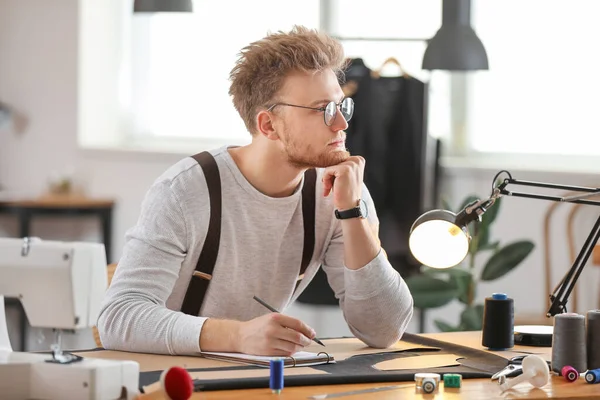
[180,152,222,316]
[180,151,316,316]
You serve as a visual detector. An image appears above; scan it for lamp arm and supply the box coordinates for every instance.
[497,178,600,206]
[546,213,600,316]
[494,176,600,317]
[457,175,600,224]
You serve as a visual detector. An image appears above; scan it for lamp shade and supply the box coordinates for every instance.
[422,0,488,71]
[134,0,193,12]
[408,209,470,269]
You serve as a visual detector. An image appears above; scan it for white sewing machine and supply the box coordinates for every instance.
[0,237,140,400]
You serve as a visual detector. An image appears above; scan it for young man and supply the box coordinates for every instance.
[97,26,414,356]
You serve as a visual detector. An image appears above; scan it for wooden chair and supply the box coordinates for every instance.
[92,263,118,348]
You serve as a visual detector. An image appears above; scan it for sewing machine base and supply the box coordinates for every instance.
[0,350,139,400]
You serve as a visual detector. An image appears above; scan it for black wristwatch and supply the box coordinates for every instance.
[334,199,368,220]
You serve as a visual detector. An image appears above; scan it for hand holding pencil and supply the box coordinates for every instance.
[232,296,324,356]
[235,304,321,356]
[253,296,325,347]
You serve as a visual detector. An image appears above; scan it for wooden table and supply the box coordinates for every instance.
[0,194,115,261]
[0,195,115,263]
[84,331,599,400]
[0,194,115,351]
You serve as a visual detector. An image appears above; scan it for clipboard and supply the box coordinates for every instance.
[200,350,335,367]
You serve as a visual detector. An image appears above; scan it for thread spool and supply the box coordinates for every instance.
[585,368,600,384]
[443,373,462,388]
[482,293,514,350]
[414,373,440,394]
[561,365,579,382]
[586,310,600,370]
[552,313,587,373]
[269,358,284,394]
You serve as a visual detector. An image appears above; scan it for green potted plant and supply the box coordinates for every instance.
[405,195,535,332]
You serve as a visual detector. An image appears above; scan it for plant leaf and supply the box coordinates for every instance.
[405,275,459,309]
[442,267,472,279]
[468,221,484,255]
[482,196,502,227]
[422,266,473,304]
[434,319,461,332]
[472,197,501,252]
[421,266,443,276]
[475,219,490,250]
[422,265,467,278]
[450,271,474,305]
[460,304,484,331]
[478,240,500,252]
[480,241,535,281]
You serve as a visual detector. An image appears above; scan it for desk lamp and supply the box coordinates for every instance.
[409,170,600,319]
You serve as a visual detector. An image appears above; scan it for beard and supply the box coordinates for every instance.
[280,126,350,169]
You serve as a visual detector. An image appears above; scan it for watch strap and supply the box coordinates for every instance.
[335,205,363,219]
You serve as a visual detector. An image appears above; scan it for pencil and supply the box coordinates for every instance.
[252,295,326,347]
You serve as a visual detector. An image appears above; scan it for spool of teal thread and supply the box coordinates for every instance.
[270,358,284,394]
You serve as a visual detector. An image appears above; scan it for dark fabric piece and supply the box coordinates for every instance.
[138,333,509,391]
[297,58,431,306]
[181,152,317,315]
[141,363,490,392]
[181,152,222,316]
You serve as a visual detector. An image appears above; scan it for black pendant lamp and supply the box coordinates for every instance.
[422,0,488,71]
[134,0,193,12]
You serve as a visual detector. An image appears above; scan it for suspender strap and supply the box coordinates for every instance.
[181,150,316,316]
[300,168,316,276]
[181,152,222,316]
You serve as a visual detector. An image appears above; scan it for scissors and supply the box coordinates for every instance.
[491,355,552,381]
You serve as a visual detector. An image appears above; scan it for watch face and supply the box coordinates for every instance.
[359,199,368,218]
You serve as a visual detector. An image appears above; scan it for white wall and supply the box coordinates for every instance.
[1,0,599,352]
[0,0,183,351]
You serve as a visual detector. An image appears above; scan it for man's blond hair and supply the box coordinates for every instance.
[229,25,346,134]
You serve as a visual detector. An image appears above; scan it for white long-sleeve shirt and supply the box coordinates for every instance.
[97,146,414,355]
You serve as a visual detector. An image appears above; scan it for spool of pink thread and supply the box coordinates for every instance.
[561,365,579,382]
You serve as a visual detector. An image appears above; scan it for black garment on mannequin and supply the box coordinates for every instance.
[297,58,429,307]
[344,58,427,260]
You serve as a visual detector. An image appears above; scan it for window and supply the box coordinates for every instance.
[128,0,320,146]
[468,0,600,156]
[106,0,600,163]
[123,0,455,150]
[334,0,441,40]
